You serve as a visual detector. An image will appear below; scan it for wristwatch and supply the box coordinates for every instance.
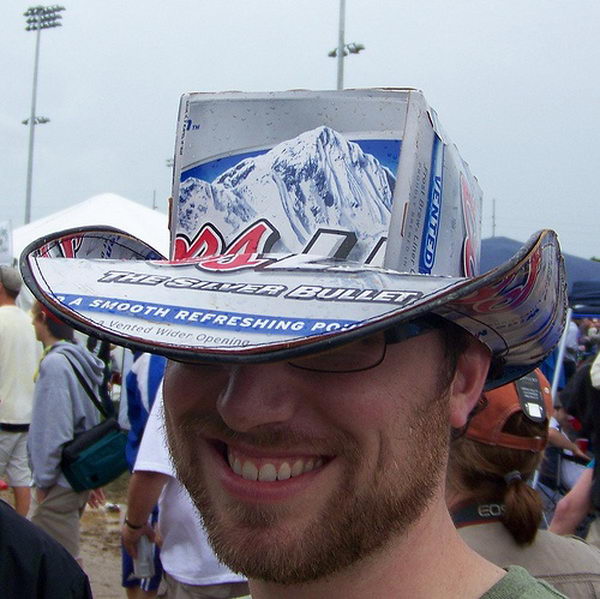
[124,517,144,530]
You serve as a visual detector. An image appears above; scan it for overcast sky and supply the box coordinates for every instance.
[2,0,599,259]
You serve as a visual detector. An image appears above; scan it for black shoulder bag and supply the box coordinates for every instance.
[60,354,128,492]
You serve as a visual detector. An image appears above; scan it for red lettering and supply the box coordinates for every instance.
[198,220,279,271]
[174,224,223,260]
[461,175,476,240]
[460,173,480,276]
[463,238,476,277]
[59,236,83,258]
[172,220,281,272]
[38,235,83,258]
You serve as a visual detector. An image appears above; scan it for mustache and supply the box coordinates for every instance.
[166,410,357,456]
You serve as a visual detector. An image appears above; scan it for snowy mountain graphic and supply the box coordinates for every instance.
[177,126,396,260]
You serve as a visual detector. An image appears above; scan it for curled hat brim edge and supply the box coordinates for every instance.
[19,226,567,390]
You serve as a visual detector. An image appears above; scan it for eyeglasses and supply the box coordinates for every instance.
[288,316,444,373]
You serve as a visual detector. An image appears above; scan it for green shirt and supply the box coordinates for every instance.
[482,566,567,598]
[238,566,566,598]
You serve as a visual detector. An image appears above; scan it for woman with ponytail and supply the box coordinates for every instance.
[446,369,600,598]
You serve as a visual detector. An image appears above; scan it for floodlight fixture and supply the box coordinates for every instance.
[21,116,51,126]
[328,43,365,58]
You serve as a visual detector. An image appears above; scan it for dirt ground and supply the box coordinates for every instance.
[1,473,130,598]
[79,473,130,598]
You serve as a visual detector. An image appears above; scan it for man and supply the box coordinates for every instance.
[21,89,568,596]
[122,391,248,598]
[28,301,104,559]
[0,265,40,516]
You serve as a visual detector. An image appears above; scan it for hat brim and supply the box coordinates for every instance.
[20,227,566,388]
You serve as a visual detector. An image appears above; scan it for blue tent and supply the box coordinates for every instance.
[570,281,600,316]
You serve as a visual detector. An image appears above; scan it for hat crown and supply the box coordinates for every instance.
[172,89,482,279]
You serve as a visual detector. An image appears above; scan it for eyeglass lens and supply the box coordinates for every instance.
[288,334,386,373]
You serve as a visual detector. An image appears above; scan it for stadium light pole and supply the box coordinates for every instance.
[23,4,65,224]
[328,0,364,90]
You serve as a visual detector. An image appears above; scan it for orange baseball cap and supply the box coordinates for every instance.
[465,369,553,452]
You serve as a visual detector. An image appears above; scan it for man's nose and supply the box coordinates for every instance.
[216,363,299,433]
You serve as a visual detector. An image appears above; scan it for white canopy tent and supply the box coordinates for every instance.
[12,194,170,401]
[13,193,169,260]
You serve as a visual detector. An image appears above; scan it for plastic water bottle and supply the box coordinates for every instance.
[133,535,155,579]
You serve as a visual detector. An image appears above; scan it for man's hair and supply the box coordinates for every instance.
[447,412,544,545]
[438,319,473,388]
[46,317,75,343]
[35,303,76,342]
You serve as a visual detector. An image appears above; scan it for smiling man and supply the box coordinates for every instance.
[21,89,568,598]
[160,321,568,598]
[162,322,491,593]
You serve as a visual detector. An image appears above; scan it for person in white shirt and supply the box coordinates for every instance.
[0,266,40,516]
[122,390,248,598]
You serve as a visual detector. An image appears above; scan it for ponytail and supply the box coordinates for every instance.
[448,411,545,546]
[502,475,543,545]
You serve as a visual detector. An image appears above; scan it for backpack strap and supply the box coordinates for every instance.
[61,352,111,419]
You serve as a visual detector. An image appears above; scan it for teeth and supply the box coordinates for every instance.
[233,458,242,475]
[242,461,258,481]
[258,463,278,482]
[227,448,325,482]
[277,462,291,480]
[291,460,304,477]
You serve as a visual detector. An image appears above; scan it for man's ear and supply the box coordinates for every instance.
[448,339,491,429]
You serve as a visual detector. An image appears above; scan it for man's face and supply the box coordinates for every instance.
[30,302,44,342]
[163,331,454,584]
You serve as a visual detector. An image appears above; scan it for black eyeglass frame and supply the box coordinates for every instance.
[287,314,447,374]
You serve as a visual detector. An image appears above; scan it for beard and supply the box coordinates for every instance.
[165,382,451,585]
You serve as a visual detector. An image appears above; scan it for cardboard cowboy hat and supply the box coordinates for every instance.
[20,89,567,389]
